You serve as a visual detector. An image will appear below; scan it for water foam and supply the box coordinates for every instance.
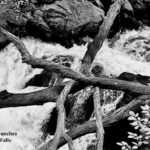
[0,27,150,149]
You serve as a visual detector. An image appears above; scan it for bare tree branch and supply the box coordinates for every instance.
[1,26,150,96]
[36,1,125,149]
[81,0,125,74]
[0,1,149,150]
[63,133,75,150]
[57,95,150,148]
[93,87,104,150]
[38,81,75,150]
[0,85,64,108]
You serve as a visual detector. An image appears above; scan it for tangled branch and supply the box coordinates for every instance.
[0,1,148,150]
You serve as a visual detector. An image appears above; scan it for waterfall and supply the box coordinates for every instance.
[0,27,150,150]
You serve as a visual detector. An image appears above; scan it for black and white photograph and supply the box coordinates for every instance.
[0,0,150,150]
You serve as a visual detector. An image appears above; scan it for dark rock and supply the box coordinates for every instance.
[137,74,150,85]
[25,70,52,87]
[0,90,13,99]
[117,72,137,82]
[0,0,104,48]
[129,0,150,26]
[87,144,96,150]
[118,72,150,85]
[42,96,94,136]
[1,0,150,48]
[104,118,138,150]
[91,64,104,77]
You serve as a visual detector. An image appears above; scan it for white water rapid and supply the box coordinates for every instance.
[0,27,150,150]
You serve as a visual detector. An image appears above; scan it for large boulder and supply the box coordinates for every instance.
[0,0,104,48]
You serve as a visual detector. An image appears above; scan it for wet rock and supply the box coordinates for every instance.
[0,0,104,48]
[91,64,104,77]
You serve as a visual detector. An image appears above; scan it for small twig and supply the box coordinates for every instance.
[93,87,104,150]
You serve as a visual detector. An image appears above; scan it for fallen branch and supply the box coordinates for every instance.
[38,81,75,150]
[0,85,64,108]
[0,1,149,150]
[66,0,124,135]
[38,1,128,149]
[57,95,150,148]
[1,27,150,95]
[81,0,125,74]
[0,82,150,109]
[93,87,104,150]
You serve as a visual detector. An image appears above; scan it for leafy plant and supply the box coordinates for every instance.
[117,104,150,150]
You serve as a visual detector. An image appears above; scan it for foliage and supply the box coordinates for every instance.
[117,104,150,150]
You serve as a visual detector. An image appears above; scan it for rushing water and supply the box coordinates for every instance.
[0,27,150,150]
